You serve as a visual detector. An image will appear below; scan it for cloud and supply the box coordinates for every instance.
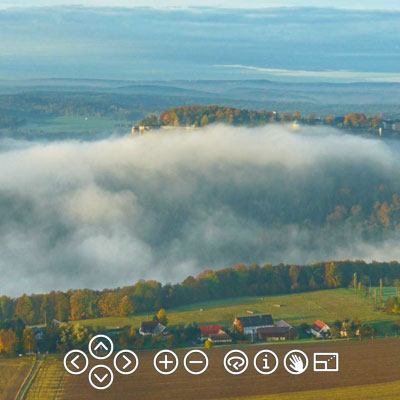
[214,65,400,83]
[1,125,400,296]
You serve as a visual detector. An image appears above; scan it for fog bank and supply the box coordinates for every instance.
[1,125,400,296]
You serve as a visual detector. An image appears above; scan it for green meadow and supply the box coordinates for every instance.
[71,288,400,334]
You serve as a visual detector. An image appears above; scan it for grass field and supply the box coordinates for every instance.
[72,288,400,334]
[61,338,400,399]
[373,286,398,302]
[20,116,125,135]
[0,356,35,400]
[22,356,66,400]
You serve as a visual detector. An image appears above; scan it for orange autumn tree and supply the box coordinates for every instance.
[98,292,119,317]
[0,329,19,354]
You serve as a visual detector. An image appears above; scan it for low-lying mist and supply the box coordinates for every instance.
[1,125,400,296]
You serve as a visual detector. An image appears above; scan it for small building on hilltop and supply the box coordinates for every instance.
[311,320,331,339]
[139,320,167,336]
[234,314,274,336]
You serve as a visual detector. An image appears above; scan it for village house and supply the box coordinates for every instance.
[208,330,232,344]
[258,320,298,341]
[139,320,167,337]
[131,125,152,135]
[311,320,331,339]
[200,325,221,341]
[200,325,232,344]
[234,314,274,337]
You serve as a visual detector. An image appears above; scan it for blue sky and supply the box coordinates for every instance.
[1,6,399,82]
[1,1,400,10]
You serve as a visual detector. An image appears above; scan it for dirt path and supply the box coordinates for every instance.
[14,357,40,400]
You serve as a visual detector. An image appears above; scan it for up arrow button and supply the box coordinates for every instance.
[94,341,109,352]
[89,335,114,360]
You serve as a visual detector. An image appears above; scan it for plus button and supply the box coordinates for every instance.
[159,354,174,370]
[154,350,179,375]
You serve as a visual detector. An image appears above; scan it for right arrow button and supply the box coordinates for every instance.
[114,350,139,375]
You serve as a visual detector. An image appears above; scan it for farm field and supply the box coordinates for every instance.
[71,288,400,334]
[61,338,400,399]
[23,356,66,400]
[227,380,400,399]
[0,356,35,400]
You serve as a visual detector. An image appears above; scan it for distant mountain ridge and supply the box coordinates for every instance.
[1,79,400,119]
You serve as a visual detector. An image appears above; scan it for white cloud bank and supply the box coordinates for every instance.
[1,125,400,296]
[214,65,400,83]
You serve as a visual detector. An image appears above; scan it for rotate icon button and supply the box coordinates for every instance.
[223,350,249,375]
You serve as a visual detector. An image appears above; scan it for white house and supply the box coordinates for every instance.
[311,320,331,339]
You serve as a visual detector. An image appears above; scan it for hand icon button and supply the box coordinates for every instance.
[284,350,309,375]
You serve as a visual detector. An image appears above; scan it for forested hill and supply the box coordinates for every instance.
[3,260,400,326]
[139,105,398,137]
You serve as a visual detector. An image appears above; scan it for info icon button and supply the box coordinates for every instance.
[253,350,279,375]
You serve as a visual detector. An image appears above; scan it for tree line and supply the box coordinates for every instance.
[2,260,400,326]
[139,106,383,130]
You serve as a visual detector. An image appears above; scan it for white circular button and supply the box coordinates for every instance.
[88,334,114,360]
[114,350,139,375]
[183,350,209,375]
[88,365,114,390]
[153,350,179,375]
[253,350,279,375]
[63,349,89,375]
[223,349,249,375]
[284,350,309,375]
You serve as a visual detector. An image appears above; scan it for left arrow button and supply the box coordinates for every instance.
[64,350,89,375]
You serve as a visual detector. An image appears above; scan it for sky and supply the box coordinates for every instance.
[1,0,400,10]
[1,6,399,82]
